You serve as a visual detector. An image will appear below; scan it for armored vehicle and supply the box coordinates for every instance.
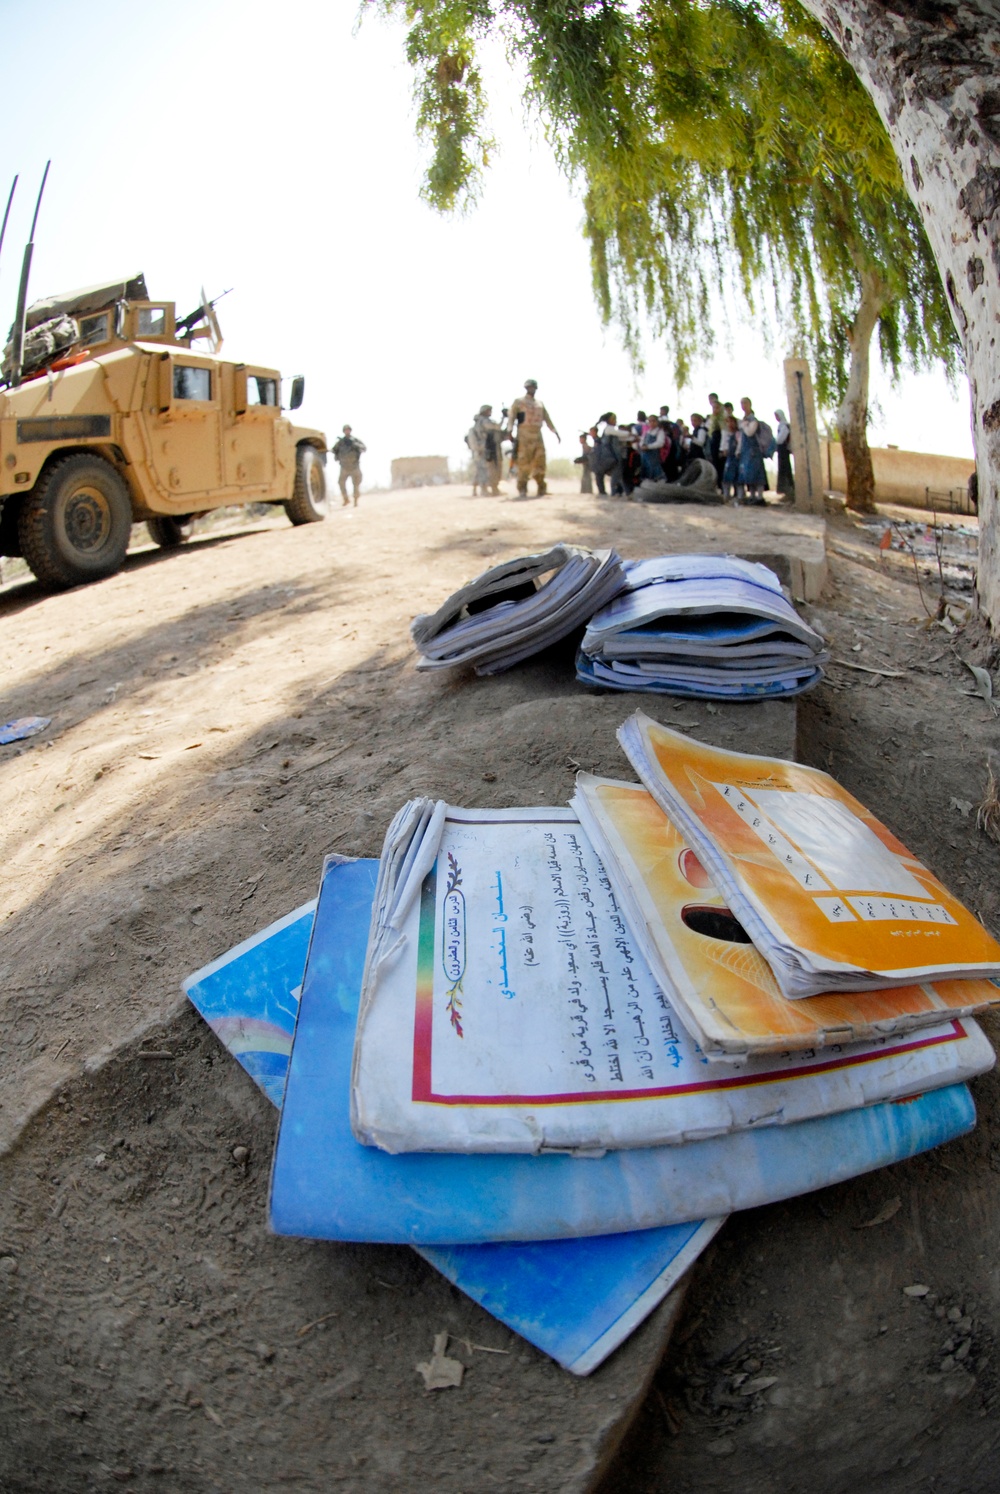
[0,273,328,589]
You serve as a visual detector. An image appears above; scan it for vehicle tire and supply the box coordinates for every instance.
[17,453,133,590]
[285,445,328,525]
[146,515,194,548]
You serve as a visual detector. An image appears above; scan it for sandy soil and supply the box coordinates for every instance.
[602,531,1000,1494]
[3,478,1000,1491]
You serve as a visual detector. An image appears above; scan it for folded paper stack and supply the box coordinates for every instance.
[410,544,626,675]
[576,556,827,698]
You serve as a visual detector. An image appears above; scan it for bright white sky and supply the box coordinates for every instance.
[0,0,975,487]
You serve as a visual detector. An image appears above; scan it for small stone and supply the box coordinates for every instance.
[940,1355,955,1372]
[948,1306,963,1323]
[92,1153,107,1170]
[957,1316,973,1335]
[232,1146,249,1165]
[942,1338,956,1354]
[955,1339,972,1362]
[0,1256,17,1276]
[255,1343,275,1363]
[903,1284,930,1297]
[707,1437,735,1457]
[740,1376,778,1396]
[535,1433,555,1444]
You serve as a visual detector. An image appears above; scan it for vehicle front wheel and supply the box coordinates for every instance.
[284,445,328,525]
[146,515,194,548]
[17,453,133,590]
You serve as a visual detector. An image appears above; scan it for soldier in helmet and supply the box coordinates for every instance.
[466,404,505,496]
[332,424,366,506]
[504,379,560,498]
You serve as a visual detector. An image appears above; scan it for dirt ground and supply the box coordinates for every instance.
[3,478,1000,1491]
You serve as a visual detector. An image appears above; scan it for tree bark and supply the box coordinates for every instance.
[796,0,1000,619]
[838,268,889,513]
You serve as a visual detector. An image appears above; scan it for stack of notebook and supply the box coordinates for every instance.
[184,713,1000,1376]
[410,544,626,675]
[576,556,827,698]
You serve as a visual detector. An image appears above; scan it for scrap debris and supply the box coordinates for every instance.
[0,715,50,745]
[416,1333,465,1391]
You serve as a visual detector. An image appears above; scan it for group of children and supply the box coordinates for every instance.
[576,395,793,505]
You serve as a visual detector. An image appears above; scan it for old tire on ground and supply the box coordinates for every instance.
[285,445,328,526]
[146,515,194,548]
[17,453,133,590]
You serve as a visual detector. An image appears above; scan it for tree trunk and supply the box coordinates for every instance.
[838,268,888,513]
[796,0,1000,620]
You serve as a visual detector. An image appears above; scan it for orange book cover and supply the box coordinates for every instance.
[575,773,1000,1056]
[621,712,1000,989]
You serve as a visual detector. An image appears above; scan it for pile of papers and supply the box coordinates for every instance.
[411,544,626,675]
[576,556,828,698]
[184,712,1000,1377]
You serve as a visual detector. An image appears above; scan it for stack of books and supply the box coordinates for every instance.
[410,544,626,675]
[576,555,828,698]
[185,714,999,1375]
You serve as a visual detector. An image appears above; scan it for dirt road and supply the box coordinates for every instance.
[3,481,1000,1492]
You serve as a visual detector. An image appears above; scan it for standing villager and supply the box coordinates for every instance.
[720,415,740,501]
[736,397,767,505]
[639,416,667,481]
[505,379,560,497]
[594,413,632,497]
[467,404,504,496]
[707,393,726,483]
[658,405,681,481]
[686,413,710,466]
[774,409,794,498]
[333,425,366,506]
[575,431,595,493]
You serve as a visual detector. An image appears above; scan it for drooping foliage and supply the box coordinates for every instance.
[368,0,959,417]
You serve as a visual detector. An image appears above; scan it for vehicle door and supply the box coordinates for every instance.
[145,352,223,499]
[223,365,278,491]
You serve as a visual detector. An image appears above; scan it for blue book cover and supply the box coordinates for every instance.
[269,859,974,1244]
[183,877,721,1374]
[185,856,973,1250]
[185,860,975,1370]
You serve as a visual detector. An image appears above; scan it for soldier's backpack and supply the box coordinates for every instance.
[755,420,777,458]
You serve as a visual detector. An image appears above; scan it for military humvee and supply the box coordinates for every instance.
[0,273,328,589]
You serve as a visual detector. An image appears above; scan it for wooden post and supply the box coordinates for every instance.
[784,358,825,515]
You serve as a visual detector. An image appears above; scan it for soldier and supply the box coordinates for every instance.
[466,404,505,496]
[332,424,366,506]
[504,379,560,497]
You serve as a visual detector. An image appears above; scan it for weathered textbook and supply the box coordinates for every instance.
[574,772,1000,1061]
[349,798,991,1153]
[619,711,1000,1001]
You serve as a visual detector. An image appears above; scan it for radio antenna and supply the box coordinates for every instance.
[0,175,17,274]
[9,160,50,389]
